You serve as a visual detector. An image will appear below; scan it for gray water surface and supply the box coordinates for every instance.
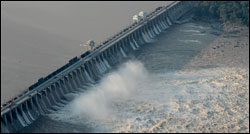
[1,1,171,103]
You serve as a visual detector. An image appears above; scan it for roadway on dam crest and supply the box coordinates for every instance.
[1,1,179,114]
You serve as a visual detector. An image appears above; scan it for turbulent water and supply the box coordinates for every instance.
[20,21,249,133]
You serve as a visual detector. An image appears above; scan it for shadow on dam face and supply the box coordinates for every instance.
[19,60,148,133]
[2,2,204,133]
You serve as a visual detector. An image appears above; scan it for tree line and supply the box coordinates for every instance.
[194,1,249,26]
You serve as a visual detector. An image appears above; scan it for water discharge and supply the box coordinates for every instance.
[49,60,148,125]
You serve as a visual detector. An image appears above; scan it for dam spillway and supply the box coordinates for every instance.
[1,1,197,133]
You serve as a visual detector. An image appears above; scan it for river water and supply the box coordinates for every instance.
[19,20,228,133]
[3,2,249,133]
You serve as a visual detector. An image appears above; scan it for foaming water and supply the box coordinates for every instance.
[180,29,201,33]
[178,39,202,44]
[191,33,206,36]
[187,24,210,29]
[49,65,248,133]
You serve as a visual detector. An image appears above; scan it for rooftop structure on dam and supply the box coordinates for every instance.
[138,11,147,18]
[1,1,197,133]
[133,11,147,23]
[133,14,141,23]
[85,40,95,51]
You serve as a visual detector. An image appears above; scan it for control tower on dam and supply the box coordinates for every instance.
[1,1,197,133]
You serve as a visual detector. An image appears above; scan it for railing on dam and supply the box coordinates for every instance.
[1,1,197,133]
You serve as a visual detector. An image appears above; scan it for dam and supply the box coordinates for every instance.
[1,1,197,133]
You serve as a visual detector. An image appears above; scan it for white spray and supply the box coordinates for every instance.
[56,60,148,121]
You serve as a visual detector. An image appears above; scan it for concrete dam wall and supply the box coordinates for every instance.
[1,1,196,133]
